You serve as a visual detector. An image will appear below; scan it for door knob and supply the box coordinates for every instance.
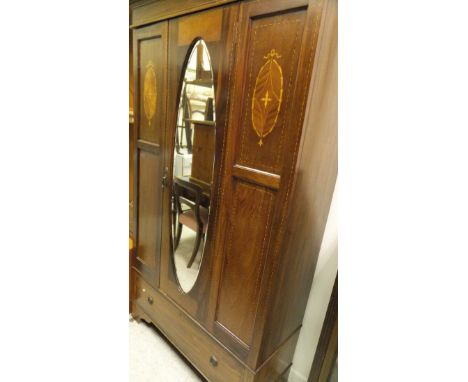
[161,167,169,189]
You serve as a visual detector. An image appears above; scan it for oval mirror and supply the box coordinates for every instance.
[171,39,216,293]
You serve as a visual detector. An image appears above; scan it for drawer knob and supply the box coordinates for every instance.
[147,296,154,305]
[209,355,218,367]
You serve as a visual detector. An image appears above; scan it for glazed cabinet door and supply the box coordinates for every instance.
[132,21,168,287]
[209,0,325,368]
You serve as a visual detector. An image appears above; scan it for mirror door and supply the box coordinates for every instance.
[158,5,238,320]
[171,39,216,293]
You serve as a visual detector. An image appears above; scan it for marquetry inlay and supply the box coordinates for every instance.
[143,60,157,129]
[251,49,284,146]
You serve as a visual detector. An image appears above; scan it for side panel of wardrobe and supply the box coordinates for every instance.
[132,22,168,287]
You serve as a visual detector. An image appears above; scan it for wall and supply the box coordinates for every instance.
[289,184,338,382]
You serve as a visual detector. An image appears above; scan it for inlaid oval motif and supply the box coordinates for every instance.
[251,49,283,146]
[143,60,157,128]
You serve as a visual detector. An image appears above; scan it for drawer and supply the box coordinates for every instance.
[133,272,157,311]
[133,271,251,382]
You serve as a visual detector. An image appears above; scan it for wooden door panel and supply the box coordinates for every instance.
[258,0,335,365]
[236,10,307,174]
[211,0,312,366]
[215,181,275,347]
[135,150,162,272]
[159,4,239,321]
[137,35,165,144]
[133,22,168,286]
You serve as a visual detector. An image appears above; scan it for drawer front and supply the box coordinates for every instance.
[133,271,249,382]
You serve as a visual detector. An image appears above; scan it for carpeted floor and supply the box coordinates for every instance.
[129,318,204,382]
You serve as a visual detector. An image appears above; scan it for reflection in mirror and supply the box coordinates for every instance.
[172,39,215,293]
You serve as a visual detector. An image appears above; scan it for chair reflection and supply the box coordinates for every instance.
[173,177,209,268]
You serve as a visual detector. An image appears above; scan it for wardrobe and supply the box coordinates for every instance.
[129,0,337,381]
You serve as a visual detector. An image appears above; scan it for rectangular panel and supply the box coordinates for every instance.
[135,150,163,282]
[133,22,167,287]
[138,35,165,144]
[215,181,274,346]
[191,122,216,187]
[131,0,237,27]
[178,10,222,45]
[236,9,307,174]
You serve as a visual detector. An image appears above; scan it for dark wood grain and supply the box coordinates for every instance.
[129,9,135,311]
[129,118,135,236]
[129,0,338,380]
[232,165,280,190]
[259,0,337,363]
[131,0,238,28]
[133,270,248,381]
[132,21,168,287]
[128,23,135,236]
[129,26,135,236]
[132,268,305,382]
[129,27,134,110]
[207,0,327,370]
[134,150,161,281]
[129,238,134,313]
[136,139,161,154]
[215,181,274,347]
[159,3,239,322]
[190,121,216,188]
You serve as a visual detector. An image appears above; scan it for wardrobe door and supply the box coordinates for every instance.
[159,4,238,321]
[132,22,168,287]
[209,0,324,367]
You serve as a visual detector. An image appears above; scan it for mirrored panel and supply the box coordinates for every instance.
[171,39,216,293]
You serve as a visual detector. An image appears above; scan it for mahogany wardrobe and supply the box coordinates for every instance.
[129,0,337,381]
